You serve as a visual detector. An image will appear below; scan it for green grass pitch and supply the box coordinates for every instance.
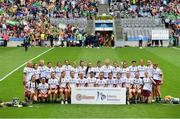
[0,47,180,118]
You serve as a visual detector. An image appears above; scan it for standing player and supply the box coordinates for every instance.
[78,60,87,76]
[152,64,163,102]
[46,62,54,80]
[25,75,38,102]
[95,72,107,87]
[59,71,69,104]
[112,61,121,78]
[137,59,147,79]
[142,72,156,103]
[54,61,62,80]
[146,60,154,101]
[71,62,79,79]
[38,77,49,102]
[106,72,116,88]
[87,71,96,87]
[23,61,34,86]
[101,59,113,79]
[121,61,129,78]
[37,60,48,78]
[133,72,143,104]
[62,60,72,79]
[69,71,76,88]
[85,62,94,78]
[48,72,59,101]
[129,61,138,78]
[94,60,102,79]
[33,63,40,84]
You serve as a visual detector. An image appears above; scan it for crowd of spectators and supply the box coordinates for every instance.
[110,0,180,45]
[0,0,179,47]
[0,0,99,47]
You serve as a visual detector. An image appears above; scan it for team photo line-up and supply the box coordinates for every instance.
[23,59,164,104]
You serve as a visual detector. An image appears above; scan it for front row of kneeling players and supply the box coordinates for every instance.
[25,70,159,104]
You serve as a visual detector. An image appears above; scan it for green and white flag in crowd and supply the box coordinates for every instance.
[33,1,41,7]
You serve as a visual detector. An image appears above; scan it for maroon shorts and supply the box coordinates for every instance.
[154,80,161,85]
[142,90,151,97]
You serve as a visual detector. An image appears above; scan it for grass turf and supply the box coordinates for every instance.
[0,47,180,118]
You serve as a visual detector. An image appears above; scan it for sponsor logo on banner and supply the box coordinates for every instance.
[76,94,95,101]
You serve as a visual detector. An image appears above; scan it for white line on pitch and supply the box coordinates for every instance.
[172,47,180,51]
[0,47,54,82]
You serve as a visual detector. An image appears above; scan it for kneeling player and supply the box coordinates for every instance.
[125,72,134,104]
[133,72,143,103]
[106,72,116,88]
[48,72,59,101]
[76,72,87,87]
[95,72,107,87]
[87,71,96,87]
[38,77,49,102]
[25,75,38,102]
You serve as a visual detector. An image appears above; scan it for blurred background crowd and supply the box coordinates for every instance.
[0,0,179,47]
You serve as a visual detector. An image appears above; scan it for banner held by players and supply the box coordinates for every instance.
[71,87,126,104]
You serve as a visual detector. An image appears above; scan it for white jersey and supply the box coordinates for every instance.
[61,65,72,78]
[133,78,143,89]
[37,65,48,78]
[33,69,40,80]
[69,77,76,88]
[60,77,69,87]
[78,66,87,75]
[94,67,102,78]
[87,77,96,87]
[106,78,116,87]
[71,67,79,78]
[76,78,87,87]
[112,67,121,78]
[54,66,62,79]
[137,65,147,78]
[121,67,129,78]
[101,65,113,78]
[46,67,54,79]
[152,68,162,81]
[146,65,153,77]
[96,79,107,87]
[48,78,59,89]
[125,78,134,88]
[86,67,95,78]
[26,81,37,93]
[129,66,138,78]
[143,78,153,91]
[38,83,49,94]
[23,67,34,82]
[115,78,122,87]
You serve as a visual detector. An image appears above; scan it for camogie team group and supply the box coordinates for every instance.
[23,59,164,104]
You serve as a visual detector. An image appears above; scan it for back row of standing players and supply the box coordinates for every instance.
[23,59,163,104]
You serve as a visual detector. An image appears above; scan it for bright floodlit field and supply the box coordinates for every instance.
[0,47,180,118]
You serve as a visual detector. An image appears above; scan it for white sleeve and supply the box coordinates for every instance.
[23,68,27,74]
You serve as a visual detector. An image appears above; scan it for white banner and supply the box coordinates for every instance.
[71,87,126,105]
[152,29,169,40]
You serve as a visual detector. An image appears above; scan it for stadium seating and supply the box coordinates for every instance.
[120,18,165,41]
